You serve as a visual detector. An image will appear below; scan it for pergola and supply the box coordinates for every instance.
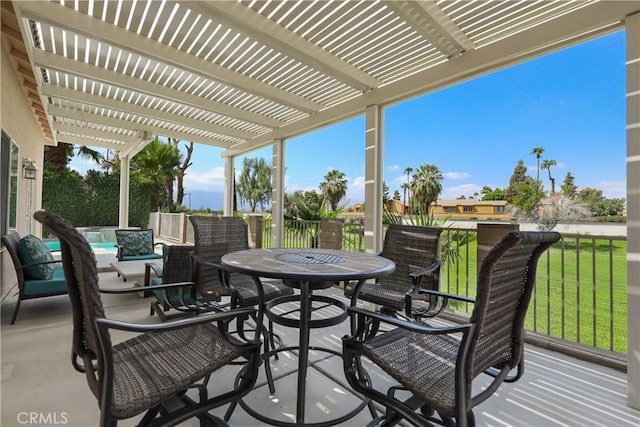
[1,0,639,409]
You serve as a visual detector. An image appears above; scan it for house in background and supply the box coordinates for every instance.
[431,199,511,221]
[380,199,509,221]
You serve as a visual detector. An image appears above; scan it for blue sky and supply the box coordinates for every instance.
[72,30,626,209]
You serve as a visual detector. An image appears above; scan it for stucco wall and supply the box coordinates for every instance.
[1,46,47,297]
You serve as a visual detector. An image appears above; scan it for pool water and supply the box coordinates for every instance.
[44,240,117,254]
[43,227,119,254]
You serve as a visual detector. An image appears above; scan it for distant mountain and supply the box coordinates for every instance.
[184,191,224,211]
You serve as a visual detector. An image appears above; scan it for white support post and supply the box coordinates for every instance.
[223,156,235,216]
[625,11,640,411]
[272,139,285,248]
[118,156,130,228]
[364,105,384,254]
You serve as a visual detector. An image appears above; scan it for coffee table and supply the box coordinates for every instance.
[110,259,162,296]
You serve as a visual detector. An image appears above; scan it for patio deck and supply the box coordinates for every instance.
[1,263,638,427]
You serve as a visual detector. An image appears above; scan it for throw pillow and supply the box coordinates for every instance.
[17,235,55,280]
[117,230,153,256]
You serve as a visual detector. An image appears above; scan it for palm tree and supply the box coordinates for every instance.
[410,163,443,215]
[541,159,558,194]
[530,146,545,182]
[319,169,348,211]
[45,142,104,170]
[134,137,181,211]
[403,166,413,212]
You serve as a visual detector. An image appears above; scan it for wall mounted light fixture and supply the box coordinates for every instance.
[22,158,37,180]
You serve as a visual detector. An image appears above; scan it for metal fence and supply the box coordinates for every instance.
[153,213,628,359]
[263,218,627,357]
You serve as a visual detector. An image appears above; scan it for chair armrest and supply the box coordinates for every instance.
[145,261,164,278]
[99,281,197,295]
[20,259,62,270]
[417,289,475,304]
[115,244,124,261]
[347,306,473,337]
[408,259,441,279]
[96,306,259,339]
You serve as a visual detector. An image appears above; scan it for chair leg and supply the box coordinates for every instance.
[10,297,22,324]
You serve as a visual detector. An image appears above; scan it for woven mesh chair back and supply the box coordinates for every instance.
[189,216,249,296]
[380,224,442,293]
[34,210,106,398]
[161,245,194,284]
[467,231,560,383]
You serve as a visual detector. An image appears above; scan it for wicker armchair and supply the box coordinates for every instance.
[343,231,560,427]
[34,211,261,427]
[345,224,443,319]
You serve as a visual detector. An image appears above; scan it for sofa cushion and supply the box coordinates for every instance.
[23,266,67,296]
[17,235,55,280]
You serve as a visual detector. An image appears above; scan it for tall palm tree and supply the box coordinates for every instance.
[403,166,413,211]
[319,169,348,211]
[530,146,545,182]
[134,137,181,211]
[410,163,443,215]
[541,159,558,194]
[45,142,104,170]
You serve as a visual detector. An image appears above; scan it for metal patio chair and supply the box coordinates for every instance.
[114,228,164,262]
[345,224,443,319]
[343,231,560,427]
[34,210,261,427]
[189,216,294,419]
[1,232,68,324]
[145,244,224,321]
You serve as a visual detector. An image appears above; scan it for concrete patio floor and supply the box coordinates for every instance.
[1,255,639,426]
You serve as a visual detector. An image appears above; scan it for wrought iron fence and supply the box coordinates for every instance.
[154,213,627,356]
[262,217,627,355]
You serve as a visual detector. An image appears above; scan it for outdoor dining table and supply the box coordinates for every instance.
[221,247,395,427]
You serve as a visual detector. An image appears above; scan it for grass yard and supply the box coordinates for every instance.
[264,222,629,354]
[440,234,628,353]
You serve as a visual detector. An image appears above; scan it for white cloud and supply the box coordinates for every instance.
[183,166,225,192]
[440,183,483,200]
[346,176,366,204]
[599,180,626,198]
[444,171,470,180]
[387,164,400,172]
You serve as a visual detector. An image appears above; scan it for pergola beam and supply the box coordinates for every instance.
[41,83,257,140]
[383,1,475,57]
[51,121,132,142]
[48,105,234,148]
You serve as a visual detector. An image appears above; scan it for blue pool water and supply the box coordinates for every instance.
[44,240,117,253]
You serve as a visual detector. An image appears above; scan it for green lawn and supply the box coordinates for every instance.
[440,235,628,353]
[265,222,629,354]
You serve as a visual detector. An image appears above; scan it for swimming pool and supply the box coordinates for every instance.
[44,227,119,254]
[44,240,117,253]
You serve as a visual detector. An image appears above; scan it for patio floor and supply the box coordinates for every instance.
[1,256,639,427]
